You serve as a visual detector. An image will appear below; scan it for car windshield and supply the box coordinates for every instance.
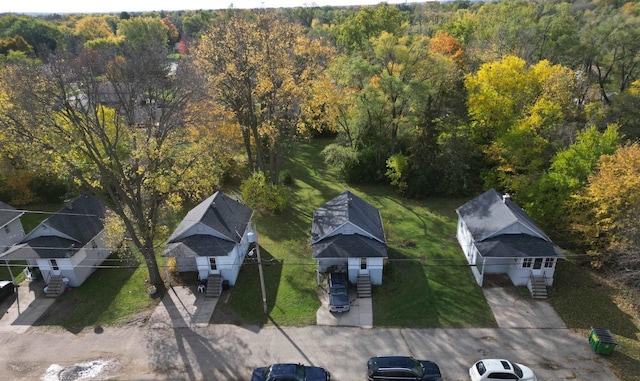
[330,287,347,296]
[512,363,524,378]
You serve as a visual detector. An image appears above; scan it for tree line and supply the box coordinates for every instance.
[0,0,639,289]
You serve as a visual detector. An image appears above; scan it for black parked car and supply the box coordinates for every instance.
[251,363,330,381]
[367,356,442,381]
[0,280,15,302]
[328,272,349,313]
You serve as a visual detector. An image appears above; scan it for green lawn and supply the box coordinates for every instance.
[550,260,640,381]
[213,138,495,327]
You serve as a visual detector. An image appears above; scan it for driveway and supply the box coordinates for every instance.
[0,278,54,334]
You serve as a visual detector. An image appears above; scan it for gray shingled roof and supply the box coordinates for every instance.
[312,234,387,259]
[164,191,253,258]
[1,194,106,260]
[311,190,387,259]
[456,189,563,259]
[456,189,550,242]
[0,201,23,228]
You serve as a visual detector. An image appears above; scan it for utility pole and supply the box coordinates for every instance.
[248,223,268,315]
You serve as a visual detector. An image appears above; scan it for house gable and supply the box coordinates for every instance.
[311,190,387,259]
[455,188,549,243]
[311,190,385,244]
[164,191,253,258]
[168,191,252,245]
[1,194,107,260]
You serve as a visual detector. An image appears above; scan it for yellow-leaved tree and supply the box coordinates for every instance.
[579,143,640,285]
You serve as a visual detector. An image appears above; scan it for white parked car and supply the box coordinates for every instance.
[469,359,537,381]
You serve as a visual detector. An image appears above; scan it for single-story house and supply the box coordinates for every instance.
[456,189,564,292]
[162,191,253,287]
[0,201,25,254]
[311,190,387,285]
[0,194,109,288]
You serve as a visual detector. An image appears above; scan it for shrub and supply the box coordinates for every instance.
[240,172,290,214]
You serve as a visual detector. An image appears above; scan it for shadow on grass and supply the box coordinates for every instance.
[551,260,638,339]
[374,247,495,328]
[212,245,283,326]
[33,254,142,334]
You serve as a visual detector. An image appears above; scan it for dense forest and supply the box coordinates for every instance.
[0,0,639,290]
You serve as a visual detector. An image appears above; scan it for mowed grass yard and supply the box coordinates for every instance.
[212,138,495,327]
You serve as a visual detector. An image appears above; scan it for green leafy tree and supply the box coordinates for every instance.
[334,4,409,54]
[117,16,168,50]
[0,39,210,291]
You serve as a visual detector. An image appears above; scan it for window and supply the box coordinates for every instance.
[209,257,217,271]
[51,259,59,271]
[487,373,518,380]
[522,258,532,268]
[475,362,487,375]
[360,258,367,270]
[544,258,555,268]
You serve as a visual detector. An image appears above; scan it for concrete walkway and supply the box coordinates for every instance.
[148,284,219,328]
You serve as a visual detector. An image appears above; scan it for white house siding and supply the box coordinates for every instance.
[456,220,477,264]
[348,257,383,285]
[36,233,109,287]
[0,218,25,253]
[196,243,249,286]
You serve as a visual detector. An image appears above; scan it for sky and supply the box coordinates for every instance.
[0,0,415,14]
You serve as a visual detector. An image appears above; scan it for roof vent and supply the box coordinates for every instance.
[502,193,511,203]
[64,199,74,209]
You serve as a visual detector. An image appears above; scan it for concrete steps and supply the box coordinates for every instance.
[206,274,222,298]
[530,276,548,299]
[357,274,371,298]
[45,275,65,298]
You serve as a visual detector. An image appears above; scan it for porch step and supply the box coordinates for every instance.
[45,275,65,298]
[357,274,372,298]
[530,276,548,299]
[206,274,222,298]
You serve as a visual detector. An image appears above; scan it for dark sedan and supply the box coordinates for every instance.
[251,363,330,381]
[0,280,15,302]
[367,356,442,381]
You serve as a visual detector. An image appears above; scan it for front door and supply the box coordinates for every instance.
[209,257,220,275]
[358,257,368,275]
[50,259,61,276]
[531,258,544,277]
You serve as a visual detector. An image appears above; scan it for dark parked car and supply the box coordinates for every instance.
[0,280,15,302]
[328,272,349,313]
[367,356,442,381]
[251,363,330,381]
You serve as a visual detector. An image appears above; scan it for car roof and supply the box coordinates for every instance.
[478,359,515,372]
[369,356,420,370]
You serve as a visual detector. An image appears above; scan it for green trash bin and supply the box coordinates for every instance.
[589,328,618,355]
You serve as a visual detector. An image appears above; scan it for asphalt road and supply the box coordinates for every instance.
[0,323,618,380]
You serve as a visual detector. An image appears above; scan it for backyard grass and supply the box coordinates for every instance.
[550,260,640,381]
[213,138,495,327]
